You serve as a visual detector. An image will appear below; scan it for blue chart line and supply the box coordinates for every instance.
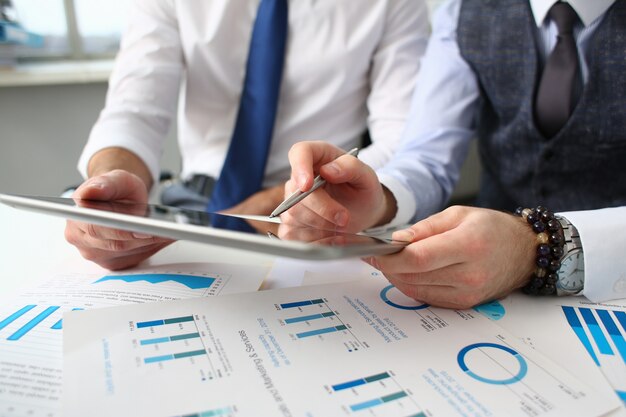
[140,332,200,346]
[351,391,408,412]
[137,316,194,328]
[144,349,206,364]
[0,305,36,331]
[457,342,528,385]
[297,325,347,339]
[51,308,84,330]
[178,406,234,417]
[332,372,391,391]
[7,306,59,341]
[562,306,600,365]
[280,299,324,309]
[285,312,335,324]
[93,273,216,290]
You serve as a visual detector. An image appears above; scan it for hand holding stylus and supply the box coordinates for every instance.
[278,142,395,233]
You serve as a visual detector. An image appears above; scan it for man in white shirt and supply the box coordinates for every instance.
[65,0,430,269]
[282,0,626,307]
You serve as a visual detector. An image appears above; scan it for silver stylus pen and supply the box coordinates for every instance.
[269,147,359,218]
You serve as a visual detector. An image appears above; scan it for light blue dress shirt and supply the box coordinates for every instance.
[376,0,626,302]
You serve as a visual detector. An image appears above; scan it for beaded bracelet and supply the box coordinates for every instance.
[514,206,565,296]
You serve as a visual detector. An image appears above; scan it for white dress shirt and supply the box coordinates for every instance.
[79,0,430,187]
[376,0,626,301]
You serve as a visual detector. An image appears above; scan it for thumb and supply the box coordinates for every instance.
[392,206,467,242]
[73,170,148,202]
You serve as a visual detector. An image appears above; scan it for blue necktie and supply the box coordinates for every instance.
[207,0,288,213]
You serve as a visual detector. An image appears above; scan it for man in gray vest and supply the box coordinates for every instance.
[282,0,626,307]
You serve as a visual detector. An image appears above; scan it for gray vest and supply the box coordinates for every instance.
[457,0,626,212]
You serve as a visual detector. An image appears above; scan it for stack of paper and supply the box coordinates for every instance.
[60,277,623,417]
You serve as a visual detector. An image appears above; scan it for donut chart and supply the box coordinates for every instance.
[379,285,429,310]
[457,342,528,385]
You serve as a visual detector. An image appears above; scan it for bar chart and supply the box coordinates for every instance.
[0,304,83,341]
[277,298,365,352]
[562,306,626,402]
[131,313,229,381]
[326,371,425,416]
[175,406,237,417]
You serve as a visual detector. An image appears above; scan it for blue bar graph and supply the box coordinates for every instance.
[0,305,36,331]
[7,306,59,341]
[579,308,613,355]
[332,372,391,391]
[285,312,335,324]
[144,349,206,364]
[616,311,626,333]
[280,299,324,309]
[296,325,347,339]
[51,308,84,330]
[596,310,626,365]
[140,332,200,345]
[350,391,408,412]
[562,306,600,365]
[136,316,194,328]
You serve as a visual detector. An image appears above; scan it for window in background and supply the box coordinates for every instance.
[11,0,128,61]
[12,0,69,58]
[74,0,128,56]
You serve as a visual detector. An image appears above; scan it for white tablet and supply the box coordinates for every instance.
[0,193,407,260]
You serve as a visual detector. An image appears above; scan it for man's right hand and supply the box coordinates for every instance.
[281,141,397,233]
[64,169,173,270]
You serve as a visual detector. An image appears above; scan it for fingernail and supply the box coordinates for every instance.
[368,257,380,270]
[298,173,308,189]
[133,232,152,239]
[87,181,106,189]
[334,211,348,227]
[393,228,415,242]
[324,162,340,175]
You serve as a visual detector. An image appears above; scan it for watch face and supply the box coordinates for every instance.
[557,250,585,292]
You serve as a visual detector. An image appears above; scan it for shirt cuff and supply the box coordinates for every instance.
[77,131,161,187]
[365,172,417,234]
[558,207,626,302]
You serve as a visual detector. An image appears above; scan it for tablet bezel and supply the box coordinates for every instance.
[0,193,406,260]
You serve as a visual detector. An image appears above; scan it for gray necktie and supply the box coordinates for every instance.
[534,2,581,138]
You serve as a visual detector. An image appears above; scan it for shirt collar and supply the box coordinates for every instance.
[529,0,616,27]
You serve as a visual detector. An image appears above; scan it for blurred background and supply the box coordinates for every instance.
[0,0,478,202]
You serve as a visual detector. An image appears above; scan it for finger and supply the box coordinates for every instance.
[386,278,481,309]
[73,170,148,202]
[288,142,347,191]
[281,198,345,231]
[81,232,173,253]
[86,243,171,271]
[369,232,467,275]
[392,205,469,242]
[73,220,152,241]
[319,153,377,191]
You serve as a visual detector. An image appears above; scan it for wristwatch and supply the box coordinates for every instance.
[555,216,585,295]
